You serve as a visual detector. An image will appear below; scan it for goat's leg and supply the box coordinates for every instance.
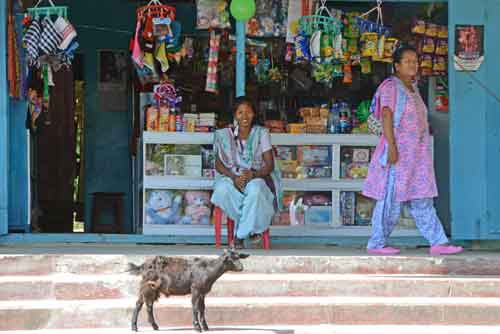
[146,301,159,331]
[199,295,209,331]
[131,296,144,332]
[191,291,203,332]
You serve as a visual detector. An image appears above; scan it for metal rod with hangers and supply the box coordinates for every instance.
[28,0,68,19]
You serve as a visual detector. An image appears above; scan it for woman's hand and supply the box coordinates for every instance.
[233,175,247,192]
[388,144,399,165]
[240,169,254,182]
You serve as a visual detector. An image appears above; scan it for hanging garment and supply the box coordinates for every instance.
[205,31,220,93]
[23,18,41,66]
[53,16,77,50]
[39,16,62,56]
[131,20,144,67]
[155,41,169,73]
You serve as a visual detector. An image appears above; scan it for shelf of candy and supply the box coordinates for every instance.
[145,82,217,133]
[145,143,214,178]
[144,189,213,233]
[340,191,375,226]
[272,191,332,226]
[411,19,448,77]
[275,145,332,179]
[339,146,375,180]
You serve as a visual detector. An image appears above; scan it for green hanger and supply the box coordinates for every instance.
[27,0,68,19]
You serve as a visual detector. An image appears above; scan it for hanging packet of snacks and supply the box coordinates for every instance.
[433,56,447,75]
[425,23,438,38]
[196,0,230,29]
[435,39,448,56]
[360,57,372,74]
[294,33,310,63]
[153,17,172,38]
[437,25,448,39]
[411,19,426,35]
[421,37,435,54]
[360,32,378,58]
[343,63,352,84]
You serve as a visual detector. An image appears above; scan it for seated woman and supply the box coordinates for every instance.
[211,96,281,249]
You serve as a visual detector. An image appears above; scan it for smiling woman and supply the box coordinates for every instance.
[210,96,282,249]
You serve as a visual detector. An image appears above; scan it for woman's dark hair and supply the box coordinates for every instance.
[233,96,259,127]
[392,45,418,72]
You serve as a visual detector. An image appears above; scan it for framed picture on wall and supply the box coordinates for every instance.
[98,49,129,112]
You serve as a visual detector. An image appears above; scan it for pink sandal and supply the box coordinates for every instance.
[429,244,463,256]
[367,247,401,255]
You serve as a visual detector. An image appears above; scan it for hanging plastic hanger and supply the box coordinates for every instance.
[359,0,383,26]
[137,0,175,21]
[28,0,68,19]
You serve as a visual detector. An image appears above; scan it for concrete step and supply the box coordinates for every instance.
[2,252,500,275]
[2,326,500,334]
[2,273,500,301]
[1,297,500,330]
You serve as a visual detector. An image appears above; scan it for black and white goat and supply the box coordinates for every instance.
[127,249,249,332]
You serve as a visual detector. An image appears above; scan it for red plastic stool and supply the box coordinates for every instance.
[213,206,270,249]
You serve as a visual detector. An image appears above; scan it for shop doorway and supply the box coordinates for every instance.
[29,55,85,233]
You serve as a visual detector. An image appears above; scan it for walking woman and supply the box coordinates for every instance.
[211,96,281,249]
[363,45,463,256]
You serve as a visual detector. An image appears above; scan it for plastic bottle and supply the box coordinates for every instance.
[175,107,183,132]
[339,102,351,134]
[328,103,340,134]
[169,107,176,132]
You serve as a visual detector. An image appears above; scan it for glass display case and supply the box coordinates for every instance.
[141,132,419,235]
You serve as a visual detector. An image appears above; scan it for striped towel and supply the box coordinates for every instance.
[39,16,62,56]
[22,18,41,66]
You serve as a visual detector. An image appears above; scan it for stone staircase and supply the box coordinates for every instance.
[1,251,500,331]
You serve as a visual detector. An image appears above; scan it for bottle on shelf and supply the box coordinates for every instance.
[169,107,176,132]
[175,106,183,132]
[339,102,352,134]
[328,103,340,134]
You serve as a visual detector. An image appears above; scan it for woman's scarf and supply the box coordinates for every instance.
[379,76,409,167]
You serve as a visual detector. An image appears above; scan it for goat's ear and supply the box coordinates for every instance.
[238,253,250,259]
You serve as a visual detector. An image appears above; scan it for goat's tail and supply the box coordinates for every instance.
[127,262,143,275]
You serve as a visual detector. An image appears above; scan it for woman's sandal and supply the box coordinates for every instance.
[249,233,262,244]
[234,238,244,249]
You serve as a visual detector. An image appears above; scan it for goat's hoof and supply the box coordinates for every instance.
[194,325,202,332]
[202,325,209,331]
[131,326,138,332]
[152,323,159,331]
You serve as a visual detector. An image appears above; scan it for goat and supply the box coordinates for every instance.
[127,248,250,332]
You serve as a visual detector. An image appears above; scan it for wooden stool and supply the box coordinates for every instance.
[91,192,124,234]
[213,206,270,249]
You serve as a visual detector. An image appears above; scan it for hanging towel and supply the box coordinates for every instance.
[39,16,62,56]
[53,16,76,50]
[155,41,169,73]
[23,18,41,66]
[131,20,144,67]
[205,31,220,93]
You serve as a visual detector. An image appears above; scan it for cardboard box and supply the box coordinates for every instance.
[164,155,202,177]
[305,206,331,224]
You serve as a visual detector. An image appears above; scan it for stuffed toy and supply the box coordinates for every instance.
[182,191,211,225]
[145,190,183,224]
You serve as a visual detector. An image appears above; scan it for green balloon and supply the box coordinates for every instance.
[230,0,256,21]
